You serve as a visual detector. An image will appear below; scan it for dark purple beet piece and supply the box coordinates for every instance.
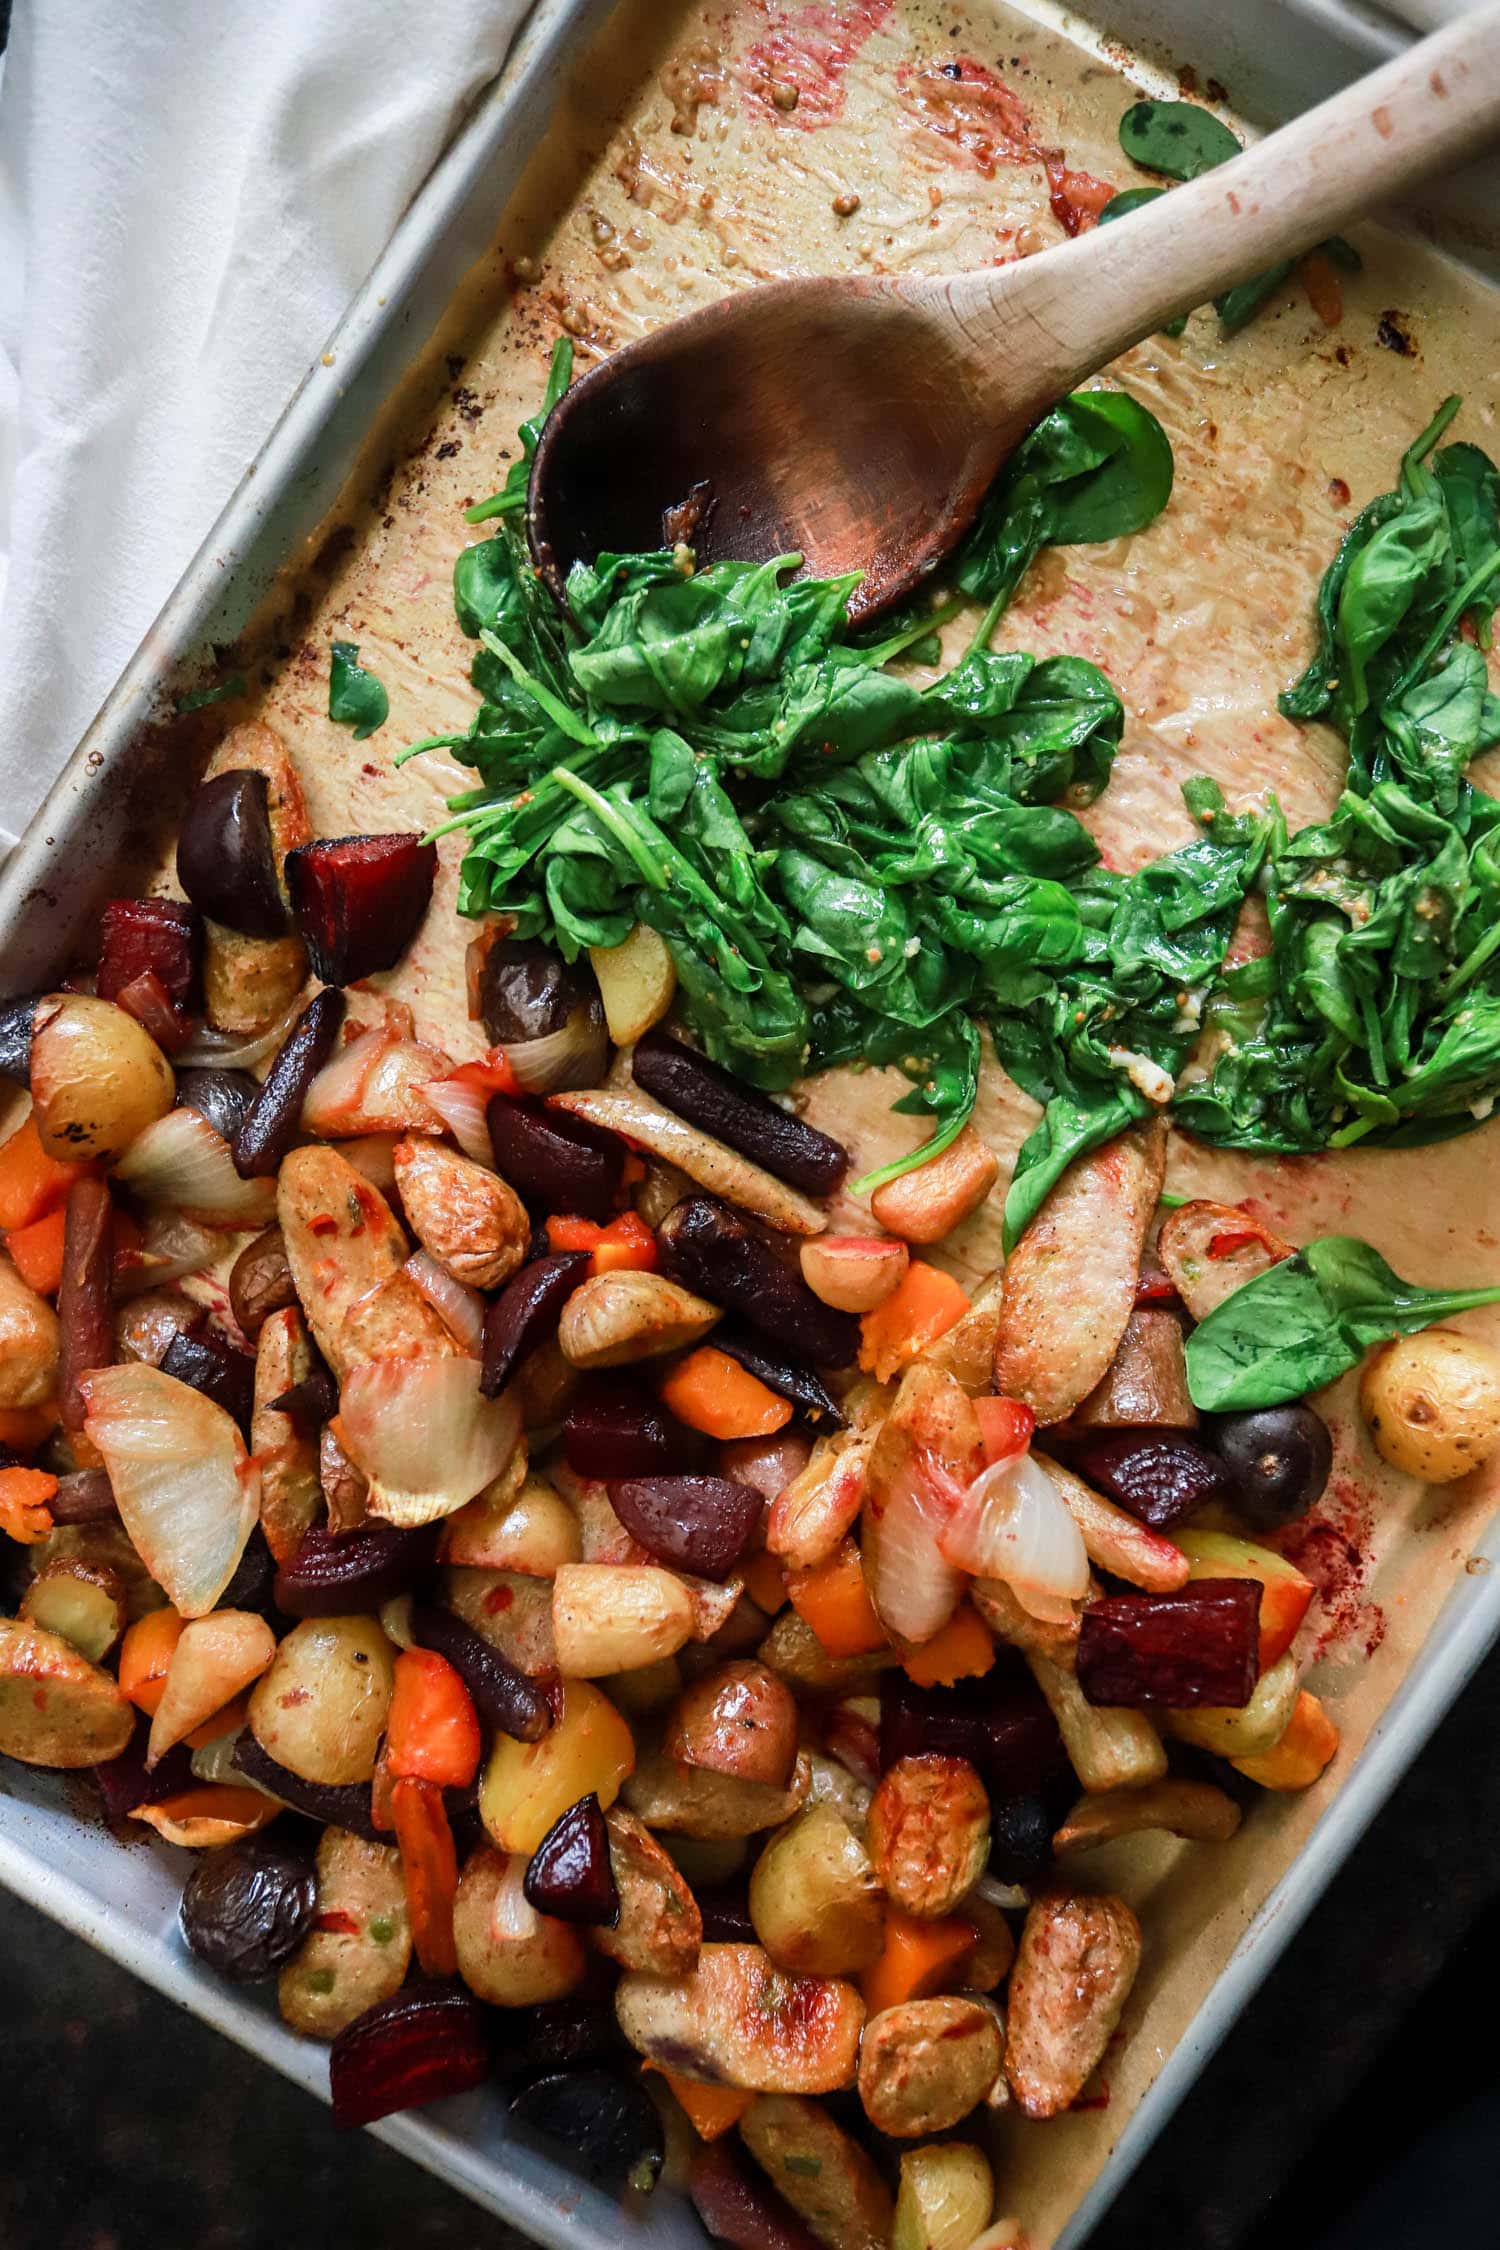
[285,832,436,986]
[1077,1578,1263,1710]
[97,897,201,1011]
[480,1250,589,1399]
[564,1375,705,1480]
[658,1196,857,1368]
[1068,1430,1230,1530]
[690,2139,822,2250]
[509,2070,663,2195]
[232,1732,380,1842]
[487,1094,623,1222]
[609,1474,761,1582]
[408,1600,550,1743]
[58,1178,115,1436]
[177,1067,261,1144]
[713,1326,844,1427]
[330,1979,489,2129]
[880,1664,1066,1797]
[490,1977,627,2085]
[161,1326,256,1434]
[48,1468,118,1525]
[273,1521,433,1618]
[179,1834,317,1980]
[232,987,347,1179]
[176,771,288,938]
[695,1882,755,1943]
[523,1794,619,1926]
[93,1721,194,1823]
[633,1027,849,1198]
[268,1362,339,1437]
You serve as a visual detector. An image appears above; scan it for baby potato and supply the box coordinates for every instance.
[665,1659,800,1789]
[453,1844,587,2006]
[278,1827,410,2039]
[1360,1329,1500,1483]
[589,921,676,1045]
[247,1614,395,1785]
[893,2142,996,2250]
[480,1679,635,1855]
[749,1802,885,1977]
[0,1258,61,1410]
[858,1997,1004,2137]
[29,994,174,1163]
[868,1756,990,1920]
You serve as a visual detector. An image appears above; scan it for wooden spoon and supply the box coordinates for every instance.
[529,8,1500,624]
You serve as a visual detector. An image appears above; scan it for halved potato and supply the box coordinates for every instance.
[0,1617,134,1766]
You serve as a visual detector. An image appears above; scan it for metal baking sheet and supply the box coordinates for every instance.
[1,2,1497,2245]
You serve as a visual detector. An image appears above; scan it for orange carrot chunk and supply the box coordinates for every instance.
[860,1906,978,2017]
[1232,1690,1340,1791]
[739,1548,789,1616]
[902,1602,994,1688]
[590,1210,658,1277]
[786,1537,887,1658]
[386,1648,481,1791]
[858,1262,970,1383]
[118,1608,186,1715]
[0,1116,92,1232]
[659,1347,792,1440]
[391,1772,460,1977]
[5,1205,68,1297]
[0,1465,58,1544]
[647,2066,754,2141]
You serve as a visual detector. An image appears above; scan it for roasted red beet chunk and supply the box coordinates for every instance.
[329,1980,489,2129]
[1077,1578,1263,1710]
[1068,1430,1230,1531]
[524,1794,619,1926]
[286,833,436,985]
[97,898,200,1015]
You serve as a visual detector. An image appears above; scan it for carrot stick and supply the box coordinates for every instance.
[547,1215,604,1254]
[739,1548,788,1616]
[860,1906,978,2017]
[859,1262,969,1382]
[786,1538,887,1658]
[902,1602,994,1688]
[1232,1690,1340,1791]
[386,1648,481,1790]
[590,1211,657,1276]
[391,1773,460,1976]
[118,1607,185,1715]
[647,2065,754,2141]
[4,1205,68,1297]
[0,1116,93,1231]
[659,1347,792,1440]
[184,1692,251,1751]
[0,1465,58,1544]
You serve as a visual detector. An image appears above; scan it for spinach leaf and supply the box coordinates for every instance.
[1185,1233,1500,1410]
[464,338,574,523]
[328,642,390,740]
[956,391,1174,611]
[1118,98,1241,180]
[1115,102,1360,336]
[176,674,246,714]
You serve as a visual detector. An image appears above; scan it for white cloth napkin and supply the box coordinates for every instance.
[0,0,529,847]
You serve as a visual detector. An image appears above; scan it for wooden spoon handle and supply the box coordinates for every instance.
[945,5,1500,416]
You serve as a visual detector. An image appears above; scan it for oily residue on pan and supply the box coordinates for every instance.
[896,55,1116,232]
[1280,1481,1386,1665]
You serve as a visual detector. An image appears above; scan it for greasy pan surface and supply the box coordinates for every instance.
[1,1,1499,2245]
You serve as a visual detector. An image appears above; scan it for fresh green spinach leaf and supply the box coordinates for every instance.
[328,642,390,740]
[1185,1233,1500,1410]
[464,338,574,523]
[1118,98,1241,181]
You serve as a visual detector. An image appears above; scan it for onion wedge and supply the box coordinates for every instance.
[339,1356,521,1528]
[81,1364,259,1618]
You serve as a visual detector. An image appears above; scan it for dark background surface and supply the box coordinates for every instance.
[4,1646,1498,2250]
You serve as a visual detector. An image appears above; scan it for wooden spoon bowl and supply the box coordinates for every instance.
[530,9,1500,624]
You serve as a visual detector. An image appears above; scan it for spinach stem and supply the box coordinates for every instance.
[479,628,599,747]
[864,596,966,665]
[1392,548,1500,697]
[394,733,467,767]
[964,584,1014,661]
[848,1101,975,1198]
[550,766,669,890]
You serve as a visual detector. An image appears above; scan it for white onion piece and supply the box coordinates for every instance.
[342,1134,400,1193]
[175,999,302,1073]
[118,1208,223,1296]
[81,1364,258,1617]
[340,1355,521,1528]
[939,1452,1089,1622]
[421,1071,496,1166]
[115,1107,277,1228]
[302,1025,451,1138]
[505,1008,608,1095]
[404,1250,485,1355]
[862,1453,964,1648]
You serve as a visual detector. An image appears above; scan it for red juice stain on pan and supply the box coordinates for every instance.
[1277,1470,1386,1661]
[896,56,1116,234]
[744,0,894,129]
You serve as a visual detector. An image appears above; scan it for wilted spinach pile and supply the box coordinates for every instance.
[418,341,1500,1242]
